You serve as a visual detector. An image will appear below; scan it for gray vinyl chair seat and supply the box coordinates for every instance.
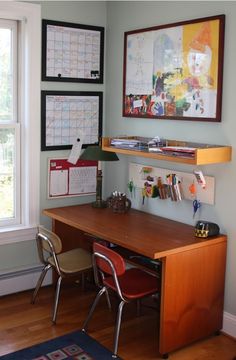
[48,248,92,274]
[31,225,92,323]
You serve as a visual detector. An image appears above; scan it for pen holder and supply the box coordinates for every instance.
[107,193,131,213]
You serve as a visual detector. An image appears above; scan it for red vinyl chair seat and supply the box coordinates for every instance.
[104,267,158,300]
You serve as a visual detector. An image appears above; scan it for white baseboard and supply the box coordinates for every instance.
[0,265,52,296]
[223,311,236,338]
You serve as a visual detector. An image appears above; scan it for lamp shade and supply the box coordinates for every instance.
[80,145,119,162]
[79,145,118,208]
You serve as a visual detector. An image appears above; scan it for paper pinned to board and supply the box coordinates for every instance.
[50,169,68,196]
[67,131,84,164]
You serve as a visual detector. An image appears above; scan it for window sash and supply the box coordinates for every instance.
[0,19,17,125]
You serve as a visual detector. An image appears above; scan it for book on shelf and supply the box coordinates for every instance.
[110,138,149,150]
[160,146,196,157]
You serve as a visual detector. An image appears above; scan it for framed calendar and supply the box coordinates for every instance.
[41,91,103,151]
[42,19,104,83]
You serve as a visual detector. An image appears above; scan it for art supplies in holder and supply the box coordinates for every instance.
[107,191,131,213]
[165,173,183,201]
[157,177,168,200]
[139,165,183,203]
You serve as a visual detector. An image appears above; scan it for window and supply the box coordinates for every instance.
[0,2,40,243]
[0,20,19,226]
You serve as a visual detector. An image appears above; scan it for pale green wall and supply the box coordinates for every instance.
[0,1,235,318]
[39,1,107,228]
[0,1,107,270]
[104,1,236,316]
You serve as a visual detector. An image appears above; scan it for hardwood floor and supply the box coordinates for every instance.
[0,283,235,359]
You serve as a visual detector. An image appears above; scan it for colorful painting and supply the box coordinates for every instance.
[123,15,225,122]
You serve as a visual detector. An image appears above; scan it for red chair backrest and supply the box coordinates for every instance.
[93,242,126,276]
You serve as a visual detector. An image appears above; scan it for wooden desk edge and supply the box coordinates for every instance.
[43,208,227,259]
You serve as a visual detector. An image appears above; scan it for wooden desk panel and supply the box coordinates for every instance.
[160,241,227,354]
[43,204,227,357]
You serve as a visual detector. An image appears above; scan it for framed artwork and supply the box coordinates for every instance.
[42,19,104,83]
[41,91,103,151]
[123,15,225,122]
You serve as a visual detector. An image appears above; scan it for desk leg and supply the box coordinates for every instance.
[159,241,226,356]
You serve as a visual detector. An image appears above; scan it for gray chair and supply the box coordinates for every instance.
[31,225,92,323]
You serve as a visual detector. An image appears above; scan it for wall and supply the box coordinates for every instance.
[105,1,236,321]
[0,1,106,270]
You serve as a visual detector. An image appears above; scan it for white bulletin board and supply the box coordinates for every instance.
[129,163,215,205]
[48,157,97,199]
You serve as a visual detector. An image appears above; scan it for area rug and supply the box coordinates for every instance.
[0,330,121,360]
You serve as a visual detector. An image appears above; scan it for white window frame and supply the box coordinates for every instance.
[0,2,41,244]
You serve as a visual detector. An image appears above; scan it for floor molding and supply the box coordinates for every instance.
[223,311,236,339]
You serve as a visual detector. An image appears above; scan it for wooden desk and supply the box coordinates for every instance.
[43,204,227,357]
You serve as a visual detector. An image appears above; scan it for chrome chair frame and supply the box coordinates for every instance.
[31,232,65,323]
[82,251,138,358]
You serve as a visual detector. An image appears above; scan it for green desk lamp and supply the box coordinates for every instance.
[80,144,119,208]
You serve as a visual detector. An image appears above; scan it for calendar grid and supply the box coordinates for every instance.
[41,91,102,151]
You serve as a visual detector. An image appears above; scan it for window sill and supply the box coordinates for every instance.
[0,226,37,245]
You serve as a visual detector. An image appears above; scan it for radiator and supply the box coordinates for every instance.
[0,264,52,296]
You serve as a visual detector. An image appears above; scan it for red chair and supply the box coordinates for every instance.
[82,242,159,358]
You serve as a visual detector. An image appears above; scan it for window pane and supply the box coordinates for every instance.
[0,28,13,122]
[0,128,15,220]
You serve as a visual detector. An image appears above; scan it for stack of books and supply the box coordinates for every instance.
[110,138,149,150]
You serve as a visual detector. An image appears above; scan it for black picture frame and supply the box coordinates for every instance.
[41,91,103,151]
[123,15,225,122]
[42,19,104,83]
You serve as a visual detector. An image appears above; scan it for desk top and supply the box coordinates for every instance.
[43,204,226,259]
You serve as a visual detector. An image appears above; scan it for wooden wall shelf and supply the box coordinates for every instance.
[102,137,232,165]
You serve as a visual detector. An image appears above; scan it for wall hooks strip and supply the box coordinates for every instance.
[129,162,215,205]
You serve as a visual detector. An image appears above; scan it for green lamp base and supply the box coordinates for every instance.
[92,199,107,208]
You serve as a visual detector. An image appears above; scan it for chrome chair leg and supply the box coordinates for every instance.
[52,276,62,323]
[31,264,52,304]
[113,300,125,358]
[82,286,106,331]
[105,288,112,310]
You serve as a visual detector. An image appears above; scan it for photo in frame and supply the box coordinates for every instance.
[42,19,104,83]
[41,91,103,151]
[123,15,225,122]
